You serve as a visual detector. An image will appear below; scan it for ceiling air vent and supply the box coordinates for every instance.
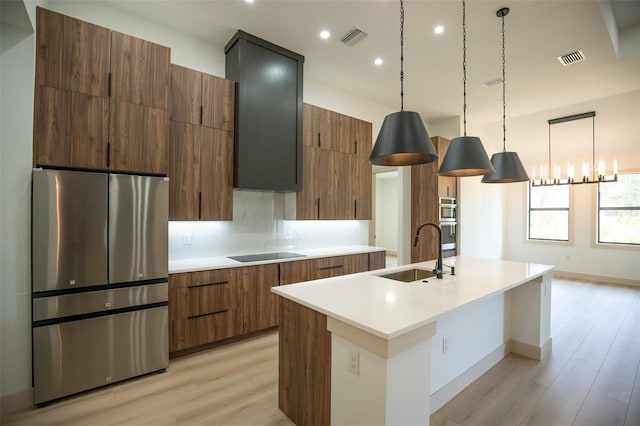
[341,28,368,46]
[557,49,586,66]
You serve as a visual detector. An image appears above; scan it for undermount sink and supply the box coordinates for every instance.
[377,268,436,283]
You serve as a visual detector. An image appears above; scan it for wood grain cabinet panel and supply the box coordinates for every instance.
[279,299,331,426]
[34,86,110,169]
[168,122,201,221]
[245,264,280,333]
[168,124,232,221]
[200,128,233,221]
[202,74,235,131]
[411,154,439,264]
[36,7,110,97]
[110,31,170,110]
[369,250,387,271]
[109,101,167,174]
[34,8,170,175]
[435,136,457,199]
[170,64,202,126]
[296,103,372,220]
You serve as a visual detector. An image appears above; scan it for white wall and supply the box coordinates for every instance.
[374,173,398,254]
[1,12,36,409]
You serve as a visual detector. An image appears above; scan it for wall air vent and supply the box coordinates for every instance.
[341,28,368,46]
[557,49,586,66]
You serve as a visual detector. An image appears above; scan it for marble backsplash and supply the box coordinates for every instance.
[168,190,370,260]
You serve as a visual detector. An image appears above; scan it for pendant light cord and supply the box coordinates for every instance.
[462,0,467,136]
[400,0,405,111]
[501,12,506,152]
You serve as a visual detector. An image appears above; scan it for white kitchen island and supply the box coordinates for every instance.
[272,256,554,426]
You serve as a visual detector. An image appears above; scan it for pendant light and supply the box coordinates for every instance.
[482,8,529,183]
[439,0,494,177]
[369,0,438,166]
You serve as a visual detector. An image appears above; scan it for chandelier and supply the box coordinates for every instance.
[530,112,618,187]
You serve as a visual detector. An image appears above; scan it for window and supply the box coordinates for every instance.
[598,173,640,245]
[529,185,570,241]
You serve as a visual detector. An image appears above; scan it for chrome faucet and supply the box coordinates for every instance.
[413,222,443,279]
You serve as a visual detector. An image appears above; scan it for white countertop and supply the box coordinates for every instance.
[272,256,555,340]
[168,245,386,274]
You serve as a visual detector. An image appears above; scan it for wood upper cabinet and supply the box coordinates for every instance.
[109,100,167,174]
[170,64,235,132]
[435,136,457,198]
[297,103,373,220]
[110,31,170,110]
[202,73,234,131]
[245,264,280,333]
[34,86,109,169]
[34,8,170,175]
[168,122,233,221]
[36,7,110,97]
[411,152,439,264]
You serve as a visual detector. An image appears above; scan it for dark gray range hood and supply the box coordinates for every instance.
[225,30,304,192]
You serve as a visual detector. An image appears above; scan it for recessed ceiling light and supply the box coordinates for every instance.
[245,0,255,3]
[434,25,444,35]
[374,58,383,66]
[320,30,330,40]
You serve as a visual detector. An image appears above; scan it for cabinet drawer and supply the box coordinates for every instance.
[169,309,236,353]
[190,268,239,287]
[169,283,230,320]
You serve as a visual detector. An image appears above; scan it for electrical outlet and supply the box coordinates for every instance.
[183,233,192,246]
[348,350,360,376]
[442,335,449,354]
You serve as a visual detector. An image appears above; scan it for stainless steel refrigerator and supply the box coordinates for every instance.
[31,169,169,405]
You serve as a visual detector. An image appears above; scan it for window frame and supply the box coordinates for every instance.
[527,184,571,243]
[596,172,640,247]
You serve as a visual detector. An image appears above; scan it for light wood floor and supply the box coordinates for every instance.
[3,278,639,426]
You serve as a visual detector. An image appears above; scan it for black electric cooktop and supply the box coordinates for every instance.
[228,252,307,263]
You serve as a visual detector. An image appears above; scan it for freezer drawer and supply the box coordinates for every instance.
[109,174,168,283]
[33,282,168,322]
[33,306,169,405]
[32,169,108,293]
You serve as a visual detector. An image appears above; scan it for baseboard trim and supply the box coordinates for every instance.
[555,270,639,287]
[430,343,508,414]
[511,337,552,361]
[1,388,33,416]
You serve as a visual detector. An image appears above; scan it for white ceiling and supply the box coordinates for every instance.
[102,0,640,125]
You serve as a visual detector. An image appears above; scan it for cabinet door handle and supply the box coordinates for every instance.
[354,140,358,155]
[317,198,320,220]
[200,105,203,125]
[190,280,229,288]
[198,192,202,219]
[188,309,228,319]
[106,143,111,168]
[317,132,321,147]
[319,265,344,271]
[354,200,357,219]
[108,72,112,97]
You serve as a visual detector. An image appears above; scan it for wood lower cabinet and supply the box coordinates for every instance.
[245,264,280,333]
[279,299,331,426]
[169,268,244,354]
[169,251,385,356]
[369,250,387,270]
[279,253,371,285]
